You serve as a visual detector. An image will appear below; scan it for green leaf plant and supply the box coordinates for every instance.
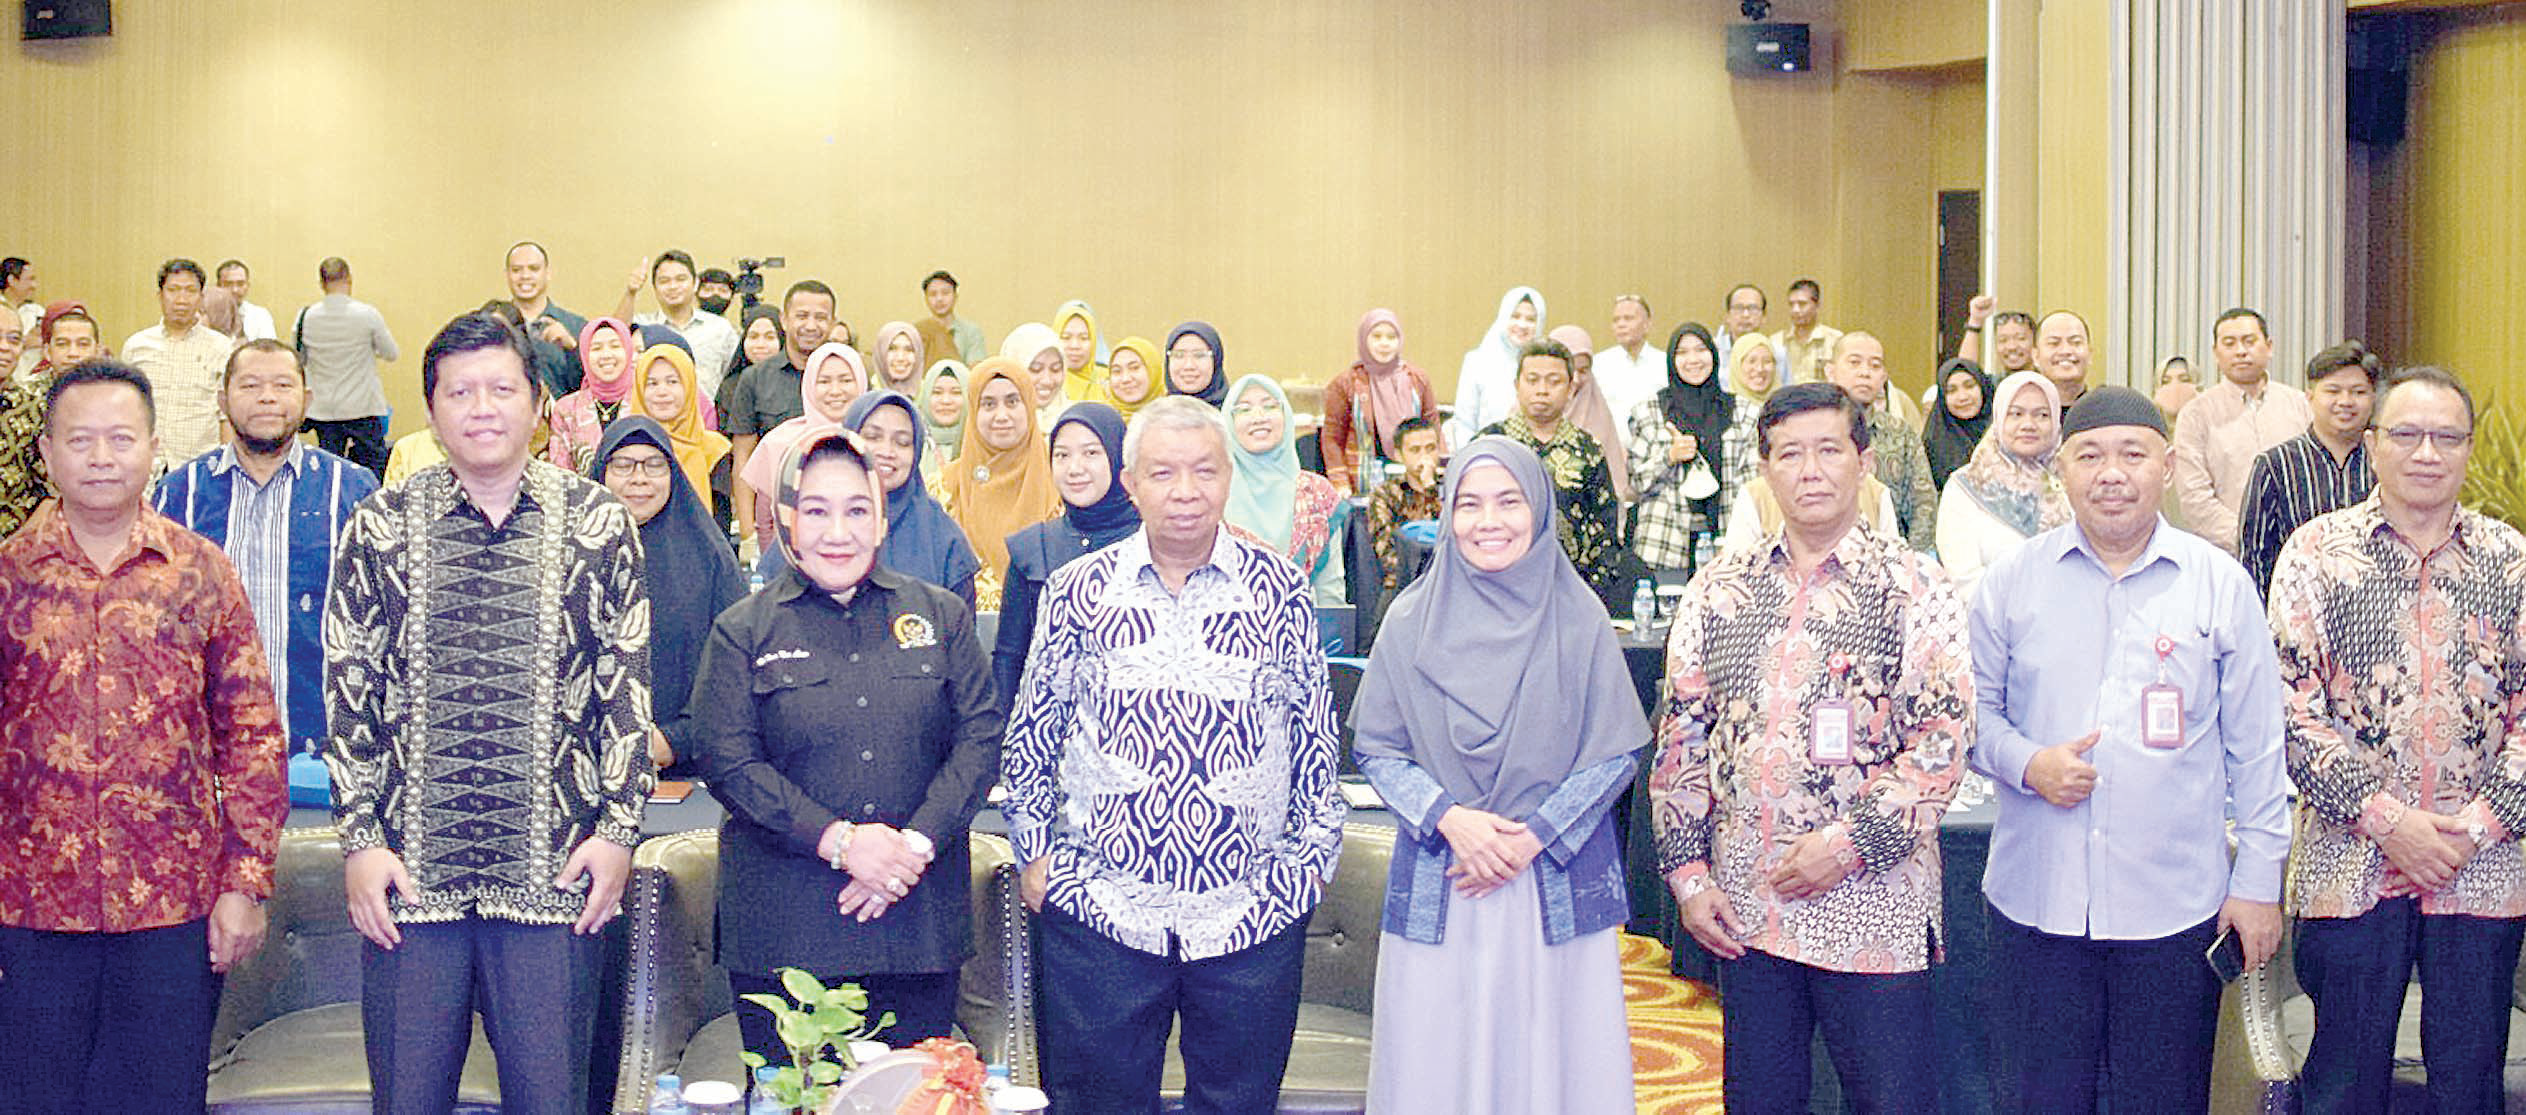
[735,967,897,1114]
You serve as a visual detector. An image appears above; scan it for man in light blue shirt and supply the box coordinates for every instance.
[1968,386,2290,1115]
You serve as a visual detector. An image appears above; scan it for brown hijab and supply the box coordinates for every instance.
[942,357,1061,581]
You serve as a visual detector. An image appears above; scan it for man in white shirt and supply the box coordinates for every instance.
[123,259,234,471]
[1592,295,1666,442]
[4,258,41,375]
[213,260,280,342]
[613,249,740,406]
[293,257,400,476]
[2171,308,2311,557]
[1711,284,1785,389]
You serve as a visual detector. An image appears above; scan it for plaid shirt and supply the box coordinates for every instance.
[1625,399,1735,570]
[2271,498,2526,920]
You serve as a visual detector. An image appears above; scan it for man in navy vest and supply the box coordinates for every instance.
[157,338,379,758]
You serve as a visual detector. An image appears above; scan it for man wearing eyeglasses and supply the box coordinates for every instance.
[2172,307,2311,558]
[2269,365,2526,1115]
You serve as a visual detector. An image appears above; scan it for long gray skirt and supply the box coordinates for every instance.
[1365,870,1636,1114]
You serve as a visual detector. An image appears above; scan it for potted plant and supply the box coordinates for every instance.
[737,967,896,1114]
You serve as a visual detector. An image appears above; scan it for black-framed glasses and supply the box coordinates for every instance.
[604,455,674,479]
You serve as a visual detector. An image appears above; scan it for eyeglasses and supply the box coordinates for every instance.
[2376,426,2473,452]
[604,456,674,478]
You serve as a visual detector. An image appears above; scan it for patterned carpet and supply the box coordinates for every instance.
[1623,933,1725,1113]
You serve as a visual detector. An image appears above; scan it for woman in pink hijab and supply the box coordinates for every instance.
[741,341,868,540]
[1552,324,1635,503]
[545,316,641,472]
[1321,308,1439,492]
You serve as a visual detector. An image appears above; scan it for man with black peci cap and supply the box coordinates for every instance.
[1967,386,2290,1114]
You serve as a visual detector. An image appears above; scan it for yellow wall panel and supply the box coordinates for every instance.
[0,0,1964,438]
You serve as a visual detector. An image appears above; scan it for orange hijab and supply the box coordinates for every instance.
[942,357,1060,581]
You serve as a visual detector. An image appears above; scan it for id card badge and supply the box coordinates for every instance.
[2141,683,2185,749]
[1810,699,1857,766]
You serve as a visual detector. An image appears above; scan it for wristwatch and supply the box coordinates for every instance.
[2467,816,2492,851]
[1678,873,1713,902]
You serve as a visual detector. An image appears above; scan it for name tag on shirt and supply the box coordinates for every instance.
[2141,684,2185,748]
[1811,699,1856,766]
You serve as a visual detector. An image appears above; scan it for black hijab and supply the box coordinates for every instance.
[1048,403,1142,547]
[1164,321,1229,407]
[1656,322,1733,454]
[1922,357,1995,491]
[593,417,743,758]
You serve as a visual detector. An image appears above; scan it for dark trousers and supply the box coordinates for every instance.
[1988,905,2221,1114]
[2296,900,2525,1115]
[1037,902,1306,1115]
[729,969,959,1073]
[307,415,391,476]
[361,917,599,1115]
[1716,946,1935,1114]
[0,919,220,1114]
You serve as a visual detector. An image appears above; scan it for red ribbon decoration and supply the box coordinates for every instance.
[894,1038,989,1115]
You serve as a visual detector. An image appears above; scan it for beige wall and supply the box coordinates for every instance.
[1,0,1971,437]
[2376,5,2526,404]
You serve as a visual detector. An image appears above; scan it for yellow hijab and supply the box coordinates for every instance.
[942,357,1061,585]
[1104,335,1164,419]
[1054,304,1107,402]
[630,343,732,498]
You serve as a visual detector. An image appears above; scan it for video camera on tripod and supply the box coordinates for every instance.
[731,256,786,309]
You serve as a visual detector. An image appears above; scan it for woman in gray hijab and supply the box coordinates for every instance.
[1352,435,1649,1114]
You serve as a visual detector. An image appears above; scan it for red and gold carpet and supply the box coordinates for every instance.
[1623,933,1724,1113]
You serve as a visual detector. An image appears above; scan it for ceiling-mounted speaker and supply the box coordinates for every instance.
[1728,23,1811,76]
[23,0,111,40]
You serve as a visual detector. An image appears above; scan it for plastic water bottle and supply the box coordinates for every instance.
[746,1066,783,1115]
[649,1073,690,1115]
[1629,579,1658,639]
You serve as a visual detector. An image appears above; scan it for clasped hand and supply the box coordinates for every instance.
[1438,806,1542,899]
[823,822,935,923]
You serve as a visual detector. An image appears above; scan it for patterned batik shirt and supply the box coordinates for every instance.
[324,461,654,926]
[1000,527,1346,959]
[1867,409,1940,552]
[1365,476,1441,590]
[1650,519,1973,973]
[2271,497,2526,920]
[0,373,48,540]
[1483,413,1624,595]
[0,504,288,932]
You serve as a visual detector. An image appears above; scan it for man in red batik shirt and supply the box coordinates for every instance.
[0,360,288,1113]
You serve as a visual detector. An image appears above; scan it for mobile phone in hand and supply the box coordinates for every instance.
[2206,927,2246,983]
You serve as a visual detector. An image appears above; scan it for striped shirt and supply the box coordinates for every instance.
[2238,432,2372,597]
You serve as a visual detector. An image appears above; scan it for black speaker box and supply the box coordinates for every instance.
[23,0,110,40]
[1728,23,1811,76]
